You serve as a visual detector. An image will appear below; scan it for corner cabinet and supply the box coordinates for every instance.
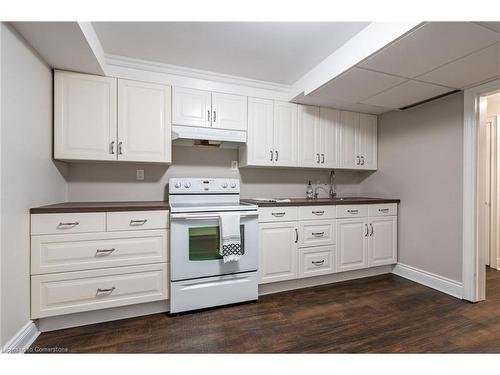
[54,71,172,163]
[339,111,377,170]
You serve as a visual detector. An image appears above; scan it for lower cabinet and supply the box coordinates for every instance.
[298,246,335,278]
[259,222,298,284]
[369,216,397,266]
[337,218,369,272]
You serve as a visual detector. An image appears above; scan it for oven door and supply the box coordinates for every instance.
[170,211,258,281]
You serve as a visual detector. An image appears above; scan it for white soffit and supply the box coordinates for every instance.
[308,67,407,103]
[418,42,500,89]
[359,22,500,78]
[293,93,390,115]
[360,80,452,109]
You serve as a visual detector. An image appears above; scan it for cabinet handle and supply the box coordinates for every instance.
[271,212,286,217]
[295,228,298,243]
[347,209,358,214]
[378,208,389,213]
[312,232,325,237]
[213,111,216,122]
[370,224,374,236]
[109,141,115,155]
[275,150,279,162]
[356,156,360,165]
[207,110,211,122]
[270,150,273,162]
[321,154,325,164]
[312,211,324,215]
[96,248,115,255]
[57,221,79,228]
[316,153,320,163]
[130,219,148,225]
[365,224,369,237]
[118,141,123,155]
[96,287,116,294]
[361,156,365,165]
[312,260,325,266]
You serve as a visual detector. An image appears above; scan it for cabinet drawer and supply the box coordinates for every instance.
[299,246,335,278]
[106,210,169,231]
[368,204,398,217]
[298,205,336,220]
[298,220,335,248]
[336,205,368,219]
[31,264,168,319]
[31,213,105,235]
[31,230,168,275]
[258,207,298,223]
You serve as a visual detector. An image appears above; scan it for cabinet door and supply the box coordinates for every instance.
[244,97,274,166]
[357,114,378,170]
[369,216,397,266]
[339,111,359,169]
[319,107,340,168]
[117,80,171,163]
[211,92,247,131]
[298,105,320,167]
[172,87,211,128]
[259,222,298,284]
[274,101,298,167]
[54,71,117,161]
[336,218,368,272]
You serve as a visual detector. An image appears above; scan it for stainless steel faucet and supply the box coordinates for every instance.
[329,170,337,198]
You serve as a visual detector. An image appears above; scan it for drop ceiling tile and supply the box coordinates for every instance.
[360,80,453,109]
[418,43,500,89]
[309,67,407,103]
[476,22,500,34]
[293,93,391,114]
[359,22,500,78]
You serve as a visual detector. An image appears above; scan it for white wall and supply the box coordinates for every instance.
[488,92,500,117]
[66,145,365,201]
[360,92,464,282]
[0,23,67,348]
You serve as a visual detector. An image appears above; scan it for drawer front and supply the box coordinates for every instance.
[336,205,368,219]
[107,210,169,231]
[368,203,398,217]
[31,264,168,319]
[298,220,335,248]
[299,246,335,278]
[258,207,298,223]
[31,213,106,235]
[31,230,168,274]
[298,205,336,220]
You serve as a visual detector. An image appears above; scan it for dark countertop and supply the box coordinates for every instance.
[242,197,400,207]
[30,201,170,214]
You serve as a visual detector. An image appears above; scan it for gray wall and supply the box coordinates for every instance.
[0,24,67,347]
[360,92,464,282]
[66,146,366,201]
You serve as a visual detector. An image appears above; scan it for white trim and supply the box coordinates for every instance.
[392,263,463,299]
[77,22,107,76]
[0,21,3,349]
[2,321,40,354]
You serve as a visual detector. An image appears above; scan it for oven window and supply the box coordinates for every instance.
[189,225,245,261]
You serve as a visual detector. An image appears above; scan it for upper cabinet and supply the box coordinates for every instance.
[54,71,172,164]
[172,87,247,132]
[339,111,377,170]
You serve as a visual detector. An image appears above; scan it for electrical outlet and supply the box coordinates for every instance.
[136,169,145,181]
[231,161,238,171]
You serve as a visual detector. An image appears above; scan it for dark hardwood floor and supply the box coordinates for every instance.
[29,268,500,353]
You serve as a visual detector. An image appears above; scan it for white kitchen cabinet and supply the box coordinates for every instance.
[298,105,320,167]
[368,216,397,266]
[339,111,359,169]
[240,99,297,167]
[319,107,340,168]
[274,101,298,167]
[212,92,247,131]
[172,87,211,128]
[259,222,298,283]
[357,113,378,170]
[172,87,247,131]
[54,71,117,161]
[118,80,171,163]
[337,218,369,272]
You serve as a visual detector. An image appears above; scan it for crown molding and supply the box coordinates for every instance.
[105,54,291,93]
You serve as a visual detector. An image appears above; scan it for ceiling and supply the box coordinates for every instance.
[92,22,369,84]
[301,22,500,114]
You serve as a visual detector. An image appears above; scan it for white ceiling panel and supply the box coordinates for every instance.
[360,80,453,109]
[308,67,407,103]
[418,43,500,89]
[359,22,500,78]
[93,22,369,84]
[293,93,390,115]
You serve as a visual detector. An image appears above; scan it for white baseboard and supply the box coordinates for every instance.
[2,321,40,353]
[392,263,463,299]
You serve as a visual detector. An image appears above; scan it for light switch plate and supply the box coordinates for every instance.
[136,169,145,180]
[231,161,238,171]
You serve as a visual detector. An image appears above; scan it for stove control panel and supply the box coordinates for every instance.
[169,178,240,194]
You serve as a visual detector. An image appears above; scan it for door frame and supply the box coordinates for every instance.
[463,77,500,302]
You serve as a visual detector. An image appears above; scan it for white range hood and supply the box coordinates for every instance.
[172,125,247,143]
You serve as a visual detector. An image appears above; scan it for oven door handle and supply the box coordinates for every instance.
[171,212,259,220]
